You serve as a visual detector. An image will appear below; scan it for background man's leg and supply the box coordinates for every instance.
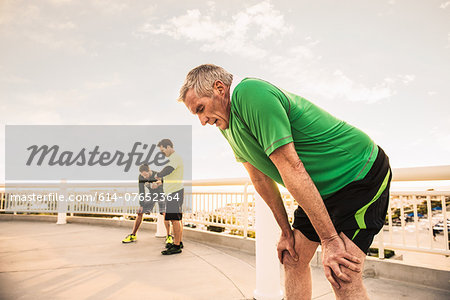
[132,211,144,235]
[164,219,171,236]
[283,229,319,300]
[331,233,369,300]
[172,220,182,245]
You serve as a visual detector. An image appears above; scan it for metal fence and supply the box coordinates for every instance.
[1,179,449,258]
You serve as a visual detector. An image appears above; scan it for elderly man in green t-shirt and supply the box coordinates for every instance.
[178,64,391,300]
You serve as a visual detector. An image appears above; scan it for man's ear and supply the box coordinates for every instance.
[214,80,225,95]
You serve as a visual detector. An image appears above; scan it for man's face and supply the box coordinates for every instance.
[159,146,171,157]
[140,170,151,179]
[184,82,230,130]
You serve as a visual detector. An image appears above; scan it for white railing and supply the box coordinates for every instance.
[1,168,449,258]
[372,191,449,257]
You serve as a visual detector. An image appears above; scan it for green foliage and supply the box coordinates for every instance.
[230,229,255,238]
[368,248,395,258]
[208,214,236,224]
[207,225,225,233]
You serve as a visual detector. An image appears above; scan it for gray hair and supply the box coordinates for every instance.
[178,64,233,102]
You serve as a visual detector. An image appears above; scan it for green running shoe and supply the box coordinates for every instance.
[122,234,137,243]
[165,235,174,248]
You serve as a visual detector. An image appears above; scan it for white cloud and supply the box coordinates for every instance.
[0,1,85,55]
[431,127,450,152]
[313,70,393,103]
[92,0,128,14]
[137,1,292,59]
[84,74,121,90]
[384,74,415,85]
[305,36,320,47]
[440,1,450,9]
[0,2,40,26]
[266,47,395,104]
[0,67,30,84]
[48,21,76,30]
[47,0,73,4]
[25,31,86,55]
[398,74,415,84]
[136,1,399,104]
[288,45,316,60]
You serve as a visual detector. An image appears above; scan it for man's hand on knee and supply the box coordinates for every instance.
[321,233,362,289]
[277,230,298,264]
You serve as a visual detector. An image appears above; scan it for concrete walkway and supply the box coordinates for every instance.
[0,220,448,300]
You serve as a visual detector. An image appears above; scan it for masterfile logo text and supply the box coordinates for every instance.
[6,125,192,181]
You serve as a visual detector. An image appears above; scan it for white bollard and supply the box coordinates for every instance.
[56,179,67,225]
[253,193,284,300]
[56,212,67,224]
[155,213,166,237]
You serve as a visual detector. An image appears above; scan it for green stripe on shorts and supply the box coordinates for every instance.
[352,169,391,240]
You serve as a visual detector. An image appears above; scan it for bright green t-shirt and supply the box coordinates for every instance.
[221,78,378,199]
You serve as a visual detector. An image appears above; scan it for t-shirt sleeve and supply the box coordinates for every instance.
[236,80,293,156]
[234,153,246,163]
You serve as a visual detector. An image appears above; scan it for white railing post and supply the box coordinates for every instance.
[56,179,68,225]
[122,189,128,219]
[253,192,283,300]
[413,196,419,248]
[243,182,249,239]
[378,228,385,259]
[441,195,449,250]
[13,189,17,215]
[426,196,433,248]
[155,213,166,237]
[400,196,406,246]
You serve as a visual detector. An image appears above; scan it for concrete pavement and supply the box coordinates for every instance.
[0,220,448,300]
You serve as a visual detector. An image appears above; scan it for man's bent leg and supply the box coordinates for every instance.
[331,232,368,300]
[284,229,320,300]
[132,210,144,236]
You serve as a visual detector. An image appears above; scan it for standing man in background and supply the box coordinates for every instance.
[156,139,185,255]
[178,64,392,299]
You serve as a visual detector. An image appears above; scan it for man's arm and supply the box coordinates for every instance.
[138,175,146,200]
[243,162,298,263]
[157,166,175,178]
[269,142,361,287]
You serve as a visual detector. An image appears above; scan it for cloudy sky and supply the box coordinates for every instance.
[1,0,449,181]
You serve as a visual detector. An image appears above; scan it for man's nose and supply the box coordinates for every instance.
[198,114,208,126]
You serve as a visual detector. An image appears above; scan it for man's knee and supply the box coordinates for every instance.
[283,251,311,270]
[333,232,367,296]
[284,229,318,270]
[333,268,364,298]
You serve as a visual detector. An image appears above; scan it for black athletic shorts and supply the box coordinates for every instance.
[292,146,392,254]
[139,200,166,214]
[164,189,184,221]
[139,192,167,214]
[139,199,157,214]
